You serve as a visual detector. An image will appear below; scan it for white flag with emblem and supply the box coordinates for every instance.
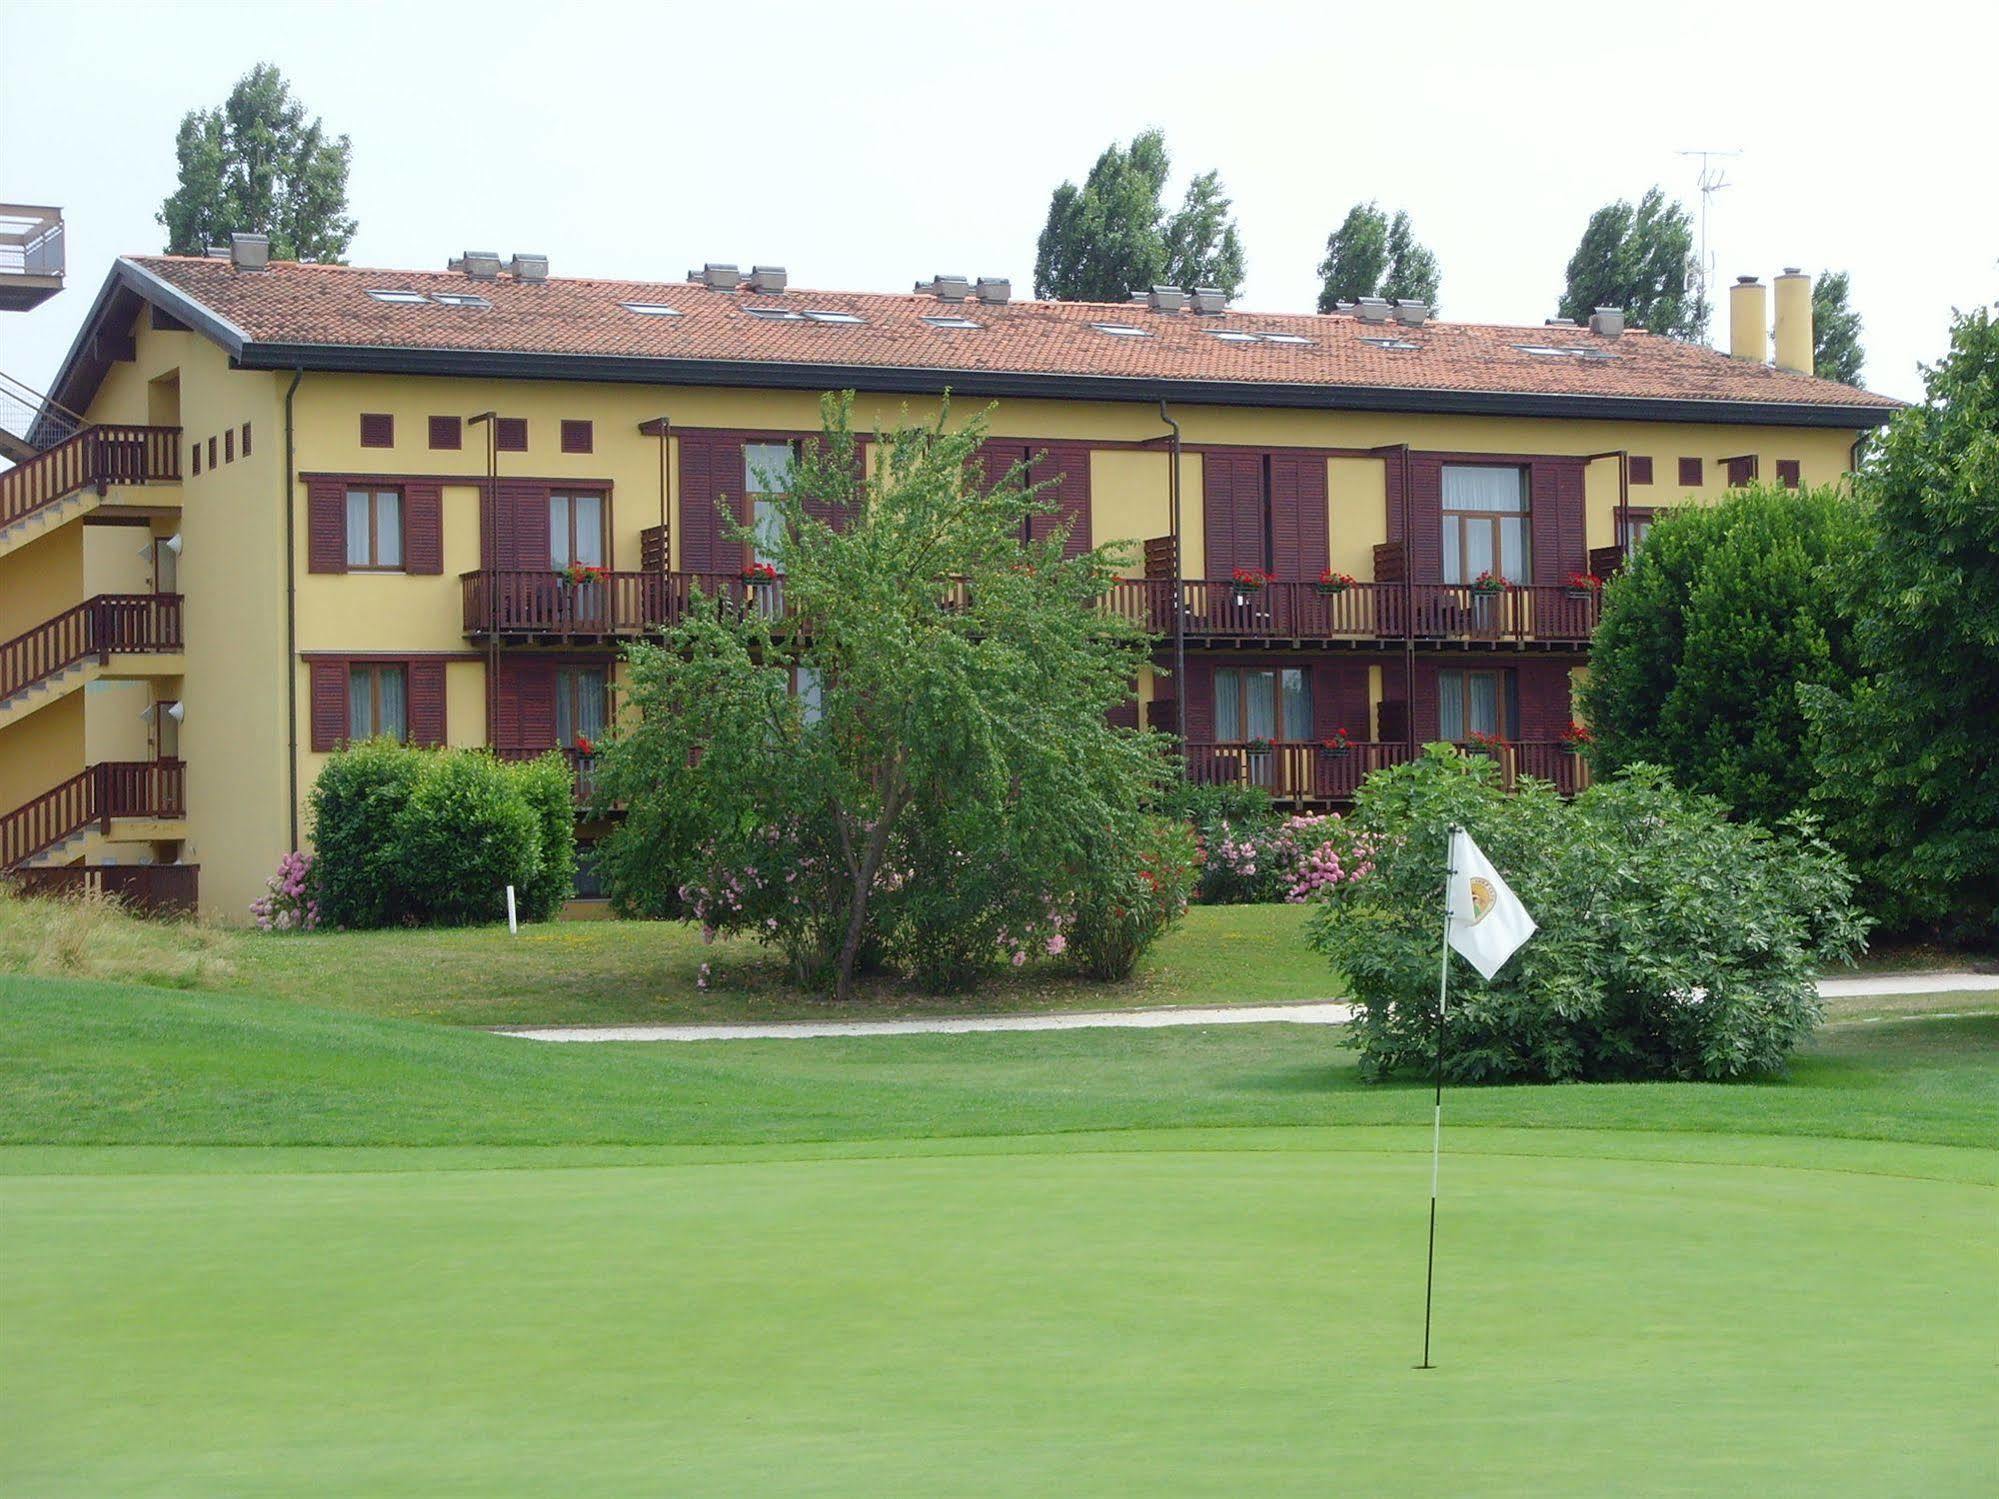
[1447,828,1536,981]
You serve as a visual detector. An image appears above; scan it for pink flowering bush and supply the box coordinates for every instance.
[249,850,320,932]
[1197,814,1375,904]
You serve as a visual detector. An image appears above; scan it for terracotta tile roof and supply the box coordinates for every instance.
[123,255,1899,421]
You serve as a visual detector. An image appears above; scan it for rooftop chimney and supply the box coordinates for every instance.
[748,265,788,293]
[1393,299,1429,327]
[204,245,231,260]
[1773,268,1813,375]
[1544,317,1577,327]
[1728,275,1768,362]
[1356,297,1392,324]
[975,276,1010,305]
[508,253,549,283]
[450,251,503,281]
[229,232,269,271]
[1147,286,1189,314]
[690,263,742,291]
[1588,305,1624,338]
[918,275,972,301]
[1190,287,1227,315]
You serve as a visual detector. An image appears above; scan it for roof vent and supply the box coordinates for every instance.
[448,251,503,280]
[689,263,743,291]
[1190,287,1227,315]
[918,275,972,302]
[1333,300,1357,314]
[204,245,231,260]
[975,277,1011,305]
[1393,299,1429,327]
[1588,306,1624,338]
[1544,316,1577,327]
[1356,297,1392,324]
[1148,286,1190,314]
[229,232,269,271]
[509,253,549,283]
[748,265,787,293]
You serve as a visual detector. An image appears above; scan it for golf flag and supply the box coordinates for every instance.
[1446,828,1536,981]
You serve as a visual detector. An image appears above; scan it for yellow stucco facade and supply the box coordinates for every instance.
[0,278,1872,921]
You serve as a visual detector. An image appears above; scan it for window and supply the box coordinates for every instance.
[360,413,394,448]
[1725,456,1757,487]
[1213,667,1312,742]
[803,310,865,324]
[431,292,491,309]
[366,288,428,304]
[429,415,462,450]
[1091,323,1150,337]
[1438,669,1510,742]
[795,665,824,726]
[744,441,798,567]
[241,422,252,457]
[496,417,527,452]
[555,666,608,749]
[224,428,234,463]
[154,699,180,761]
[1211,330,1317,346]
[572,840,608,900]
[207,436,217,469]
[1440,465,1529,585]
[345,486,404,569]
[1359,337,1420,350]
[191,441,201,476]
[921,314,982,329]
[1512,343,1615,361]
[548,491,607,568]
[1619,508,1659,553]
[1777,459,1801,489]
[1678,457,1703,487]
[348,664,408,742]
[1211,330,1261,342]
[620,301,684,317]
[561,419,594,455]
[1628,456,1653,485]
[745,306,804,322]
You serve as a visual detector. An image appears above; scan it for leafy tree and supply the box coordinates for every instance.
[1812,270,1866,386]
[1803,304,1999,939]
[1315,202,1441,312]
[1578,484,1868,830]
[158,63,356,261]
[1309,749,1864,1083]
[1557,187,1704,338]
[594,394,1173,999]
[1034,130,1245,301]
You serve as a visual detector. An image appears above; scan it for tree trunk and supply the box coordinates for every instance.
[833,766,907,1003]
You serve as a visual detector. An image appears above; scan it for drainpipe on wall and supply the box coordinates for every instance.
[1156,400,1185,742]
[283,367,304,852]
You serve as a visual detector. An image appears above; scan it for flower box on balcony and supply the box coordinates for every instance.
[1563,571,1604,600]
[741,562,779,586]
[1319,729,1353,758]
[1244,738,1273,759]
[1314,570,1358,596]
[1469,570,1509,596]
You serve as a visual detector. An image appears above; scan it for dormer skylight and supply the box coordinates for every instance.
[922,314,983,330]
[802,310,865,324]
[621,301,684,317]
[1361,337,1421,351]
[1091,323,1150,338]
[1210,330,1315,346]
[366,288,428,304]
[1513,344,1616,360]
[745,306,868,325]
[431,292,491,309]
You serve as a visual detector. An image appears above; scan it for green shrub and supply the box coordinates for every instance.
[511,751,579,922]
[1309,746,1866,1082]
[1068,816,1198,981]
[308,738,424,928]
[391,751,543,927]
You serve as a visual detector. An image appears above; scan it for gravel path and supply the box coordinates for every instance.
[497,971,1998,1044]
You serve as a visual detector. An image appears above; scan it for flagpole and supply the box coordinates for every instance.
[1419,826,1456,1371]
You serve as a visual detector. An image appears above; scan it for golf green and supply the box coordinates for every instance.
[5,1131,1992,1496]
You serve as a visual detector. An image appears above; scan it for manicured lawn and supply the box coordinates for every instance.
[158,902,1339,1026]
[3,970,1994,1494]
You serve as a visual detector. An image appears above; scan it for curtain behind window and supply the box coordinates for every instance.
[1441,466,1527,512]
[1438,670,1464,741]
[1216,670,1240,740]
[1281,669,1311,740]
[377,667,407,742]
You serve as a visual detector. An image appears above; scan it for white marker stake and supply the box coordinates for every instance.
[506,884,518,935]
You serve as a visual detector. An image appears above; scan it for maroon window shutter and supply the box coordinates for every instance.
[404,482,443,574]
[1036,445,1093,557]
[360,414,394,448]
[496,418,527,452]
[1407,457,1443,582]
[493,659,557,751]
[1528,459,1586,586]
[487,481,552,570]
[1776,459,1801,489]
[1678,457,1702,487]
[1517,663,1574,741]
[1313,663,1369,742]
[1726,456,1755,487]
[1377,697,1408,745]
[307,479,348,573]
[241,422,252,457]
[561,419,594,454]
[429,416,461,450]
[1628,455,1653,485]
[1205,454,1264,579]
[1105,699,1140,731]
[1182,659,1215,742]
[679,437,746,573]
[309,660,349,751]
[1270,455,1329,582]
[800,435,861,533]
[1411,660,1441,743]
[409,660,447,746]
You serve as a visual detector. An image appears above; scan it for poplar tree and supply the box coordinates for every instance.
[1315,203,1441,312]
[1558,187,1703,338]
[1034,131,1245,302]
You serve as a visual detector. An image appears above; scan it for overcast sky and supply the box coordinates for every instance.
[3,0,1992,403]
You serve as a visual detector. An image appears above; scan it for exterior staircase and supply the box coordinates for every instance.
[0,369,81,465]
[0,422,181,561]
[1,760,186,871]
[0,594,184,728]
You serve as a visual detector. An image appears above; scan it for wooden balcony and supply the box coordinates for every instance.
[494,744,600,806]
[1102,578,1598,649]
[0,423,181,534]
[1181,739,1590,805]
[1,759,186,870]
[462,570,784,642]
[0,593,183,704]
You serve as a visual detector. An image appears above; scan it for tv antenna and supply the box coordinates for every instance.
[1679,148,1741,337]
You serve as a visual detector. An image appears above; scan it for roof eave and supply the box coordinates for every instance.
[229,340,1899,430]
[43,258,253,418]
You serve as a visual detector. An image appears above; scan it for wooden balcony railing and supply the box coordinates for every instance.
[493,744,600,805]
[462,570,786,639]
[1398,584,1599,644]
[1180,739,1590,802]
[0,424,181,531]
[0,593,183,702]
[1102,578,1598,645]
[6,862,199,915]
[1,759,185,870]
